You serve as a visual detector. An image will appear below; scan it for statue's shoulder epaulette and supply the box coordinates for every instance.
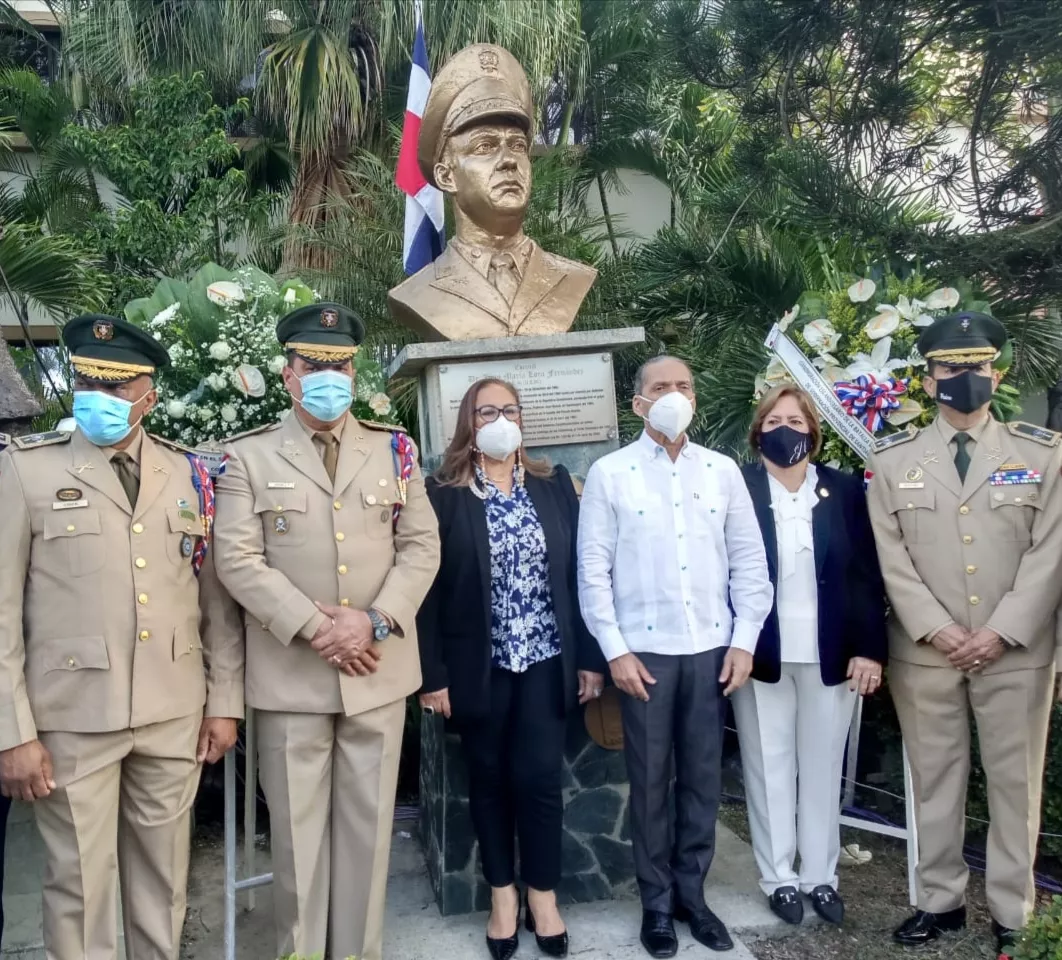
[221,421,282,444]
[1005,421,1061,448]
[872,424,920,454]
[10,430,72,452]
[148,433,195,455]
[0,432,9,452]
[359,419,406,434]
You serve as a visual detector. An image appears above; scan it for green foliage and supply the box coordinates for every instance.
[1011,895,1062,959]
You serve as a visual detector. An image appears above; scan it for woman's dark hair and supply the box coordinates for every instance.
[435,377,553,486]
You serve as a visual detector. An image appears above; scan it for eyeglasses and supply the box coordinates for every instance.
[475,403,523,423]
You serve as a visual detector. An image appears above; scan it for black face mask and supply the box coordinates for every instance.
[934,370,994,415]
[759,425,812,467]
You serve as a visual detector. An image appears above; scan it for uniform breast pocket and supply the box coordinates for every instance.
[254,491,309,547]
[889,488,936,544]
[360,487,395,541]
[165,508,202,566]
[41,511,105,578]
[989,486,1043,543]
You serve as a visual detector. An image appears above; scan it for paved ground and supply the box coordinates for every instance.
[4,801,788,960]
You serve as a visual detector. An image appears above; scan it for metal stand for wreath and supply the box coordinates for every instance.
[840,696,919,906]
[224,709,273,960]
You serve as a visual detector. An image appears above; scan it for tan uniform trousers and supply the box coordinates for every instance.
[890,660,1054,928]
[257,698,405,960]
[34,713,203,960]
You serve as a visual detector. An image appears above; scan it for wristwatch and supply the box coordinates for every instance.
[367,608,391,642]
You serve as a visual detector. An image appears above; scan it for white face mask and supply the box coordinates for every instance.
[637,391,694,442]
[476,417,523,461]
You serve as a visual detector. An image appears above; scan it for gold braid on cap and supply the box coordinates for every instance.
[924,346,1000,364]
[71,356,155,381]
[285,342,359,362]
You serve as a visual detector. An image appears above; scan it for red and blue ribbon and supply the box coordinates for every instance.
[185,453,216,577]
[391,431,416,529]
[834,375,909,433]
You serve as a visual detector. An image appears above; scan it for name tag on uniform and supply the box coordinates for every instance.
[897,482,924,489]
[267,481,296,489]
[52,499,88,510]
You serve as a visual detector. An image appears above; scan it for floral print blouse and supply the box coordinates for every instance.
[478,468,562,672]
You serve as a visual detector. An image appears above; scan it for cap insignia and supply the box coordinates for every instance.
[320,308,339,328]
[960,317,970,332]
[478,50,500,73]
[93,319,114,341]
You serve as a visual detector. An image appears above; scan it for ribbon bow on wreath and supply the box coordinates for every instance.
[834,374,909,433]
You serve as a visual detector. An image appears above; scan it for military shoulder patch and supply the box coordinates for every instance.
[220,421,282,444]
[11,430,72,452]
[359,419,406,434]
[147,433,194,454]
[872,425,919,453]
[0,432,9,451]
[1006,421,1061,447]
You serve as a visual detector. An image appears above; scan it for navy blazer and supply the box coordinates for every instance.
[416,465,606,720]
[741,462,888,686]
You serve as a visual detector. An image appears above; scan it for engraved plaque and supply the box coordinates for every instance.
[435,353,617,448]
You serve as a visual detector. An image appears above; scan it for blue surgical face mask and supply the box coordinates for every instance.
[297,370,353,422]
[73,389,147,447]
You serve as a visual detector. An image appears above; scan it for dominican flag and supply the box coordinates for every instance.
[395,1,445,275]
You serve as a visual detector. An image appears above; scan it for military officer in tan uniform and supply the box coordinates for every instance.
[867,313,1062,956]
[212,303,441,960]
[0,315,244,960]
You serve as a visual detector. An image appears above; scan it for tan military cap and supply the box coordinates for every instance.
[418,44,533,187]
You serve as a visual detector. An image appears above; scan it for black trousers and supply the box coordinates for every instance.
[456,656,567,891]
[0,793,9,946]
[620,648,727,913]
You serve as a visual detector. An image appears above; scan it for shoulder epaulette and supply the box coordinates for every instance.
[11,430,72,451]
[0,432,9,451]
[872,424,919,453]
[359,418,406,433]
[147,433,195,455]
[221,421,283,444]
[1006,421,1061,447]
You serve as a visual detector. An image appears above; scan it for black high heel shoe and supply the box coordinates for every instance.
[525,892,569,958]
[486,895,521,960]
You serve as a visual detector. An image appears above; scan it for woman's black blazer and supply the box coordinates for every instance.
[740,462,888,686]
[416,465,606,719]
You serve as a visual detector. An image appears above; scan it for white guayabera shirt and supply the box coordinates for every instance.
[577,431,773,662]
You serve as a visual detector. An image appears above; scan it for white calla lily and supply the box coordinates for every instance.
[206,281,245,305]
[924,287,960,310]
[848,278,876,302]
[864,310,900,340]
[803,318,841,354]
[913,313,935,327]
[779,304,800,331]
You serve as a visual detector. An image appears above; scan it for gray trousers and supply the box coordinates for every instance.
[620,648,727,913]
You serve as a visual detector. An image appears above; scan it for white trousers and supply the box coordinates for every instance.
[732,663,856,896]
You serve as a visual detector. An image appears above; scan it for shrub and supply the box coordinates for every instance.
[1011,895,1062,959]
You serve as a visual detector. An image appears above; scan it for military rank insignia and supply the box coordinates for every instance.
[989,463,1042,486]
[273,515,289,535]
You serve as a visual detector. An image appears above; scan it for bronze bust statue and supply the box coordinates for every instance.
[388,44,597,342]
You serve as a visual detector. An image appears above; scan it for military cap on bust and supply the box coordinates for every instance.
[63,314,170,384]
[417,43,533,188]
[276,303,365,364]
[917,311,1008,367]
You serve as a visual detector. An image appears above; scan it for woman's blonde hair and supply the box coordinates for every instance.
[748,384,823,458]
[435,377,553,486]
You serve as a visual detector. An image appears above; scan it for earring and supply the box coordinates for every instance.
[515,448,525,486]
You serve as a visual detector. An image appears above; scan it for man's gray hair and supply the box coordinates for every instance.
[633,355,694,396]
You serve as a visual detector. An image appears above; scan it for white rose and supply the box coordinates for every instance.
[924,287,960,310]
[803,319,841,354]
[206,372,227,391]
[198,407,215,422]
[848,278,876,303]
[368,392,392,415]
[284,288,297,304]
[166,400,186,419]
[151,303,180,326]
[220,404,238,424]
[209,341,233,361]
[206,281,245,305]
[168,343,184,360]
[864,310,900,340]
[268,355,287,375]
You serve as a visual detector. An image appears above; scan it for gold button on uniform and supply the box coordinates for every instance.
[135,557,147,569]
[993,492,1004,502]
[275,505,283,512]
[970,595,981,605]
[338,564,348,575]
[1014,497,1023,503]
[139,630,150,641]
[966,565,977,574]
[137,593,148,605]
[334,501,342,510]
[962,535,973,544]
[959,505,970,515]
[906,503,915,510]
[366,495,377,506]
[340,599,350,607]
[132,522,144,534]
[66,657,75,667]
[66,524,75,532]
[379,479,388,487]
[335,532,345,542]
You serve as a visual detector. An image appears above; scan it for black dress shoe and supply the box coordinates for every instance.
[892,907,967,946]
[640,909,678,958]
[486,898,521,960]
[525,893,569,958]
[808,886,844,926]
[686,907,734,952]
[768,886,804,925]
[992,919,1019,956]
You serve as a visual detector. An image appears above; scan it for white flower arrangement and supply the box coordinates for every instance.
[122,263,398,448]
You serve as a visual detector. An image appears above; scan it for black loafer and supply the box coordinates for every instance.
[992,919,1019,957]
[525,893,569,958]
[892,907,966,946]
[640,909,678,958]
[768,886,804,925]
[808,885,844,926]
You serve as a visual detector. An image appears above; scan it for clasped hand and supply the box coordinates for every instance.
[310,602,382,676]
[932,623,1006,673]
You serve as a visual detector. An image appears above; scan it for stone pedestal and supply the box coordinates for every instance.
[387,327,645,915]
